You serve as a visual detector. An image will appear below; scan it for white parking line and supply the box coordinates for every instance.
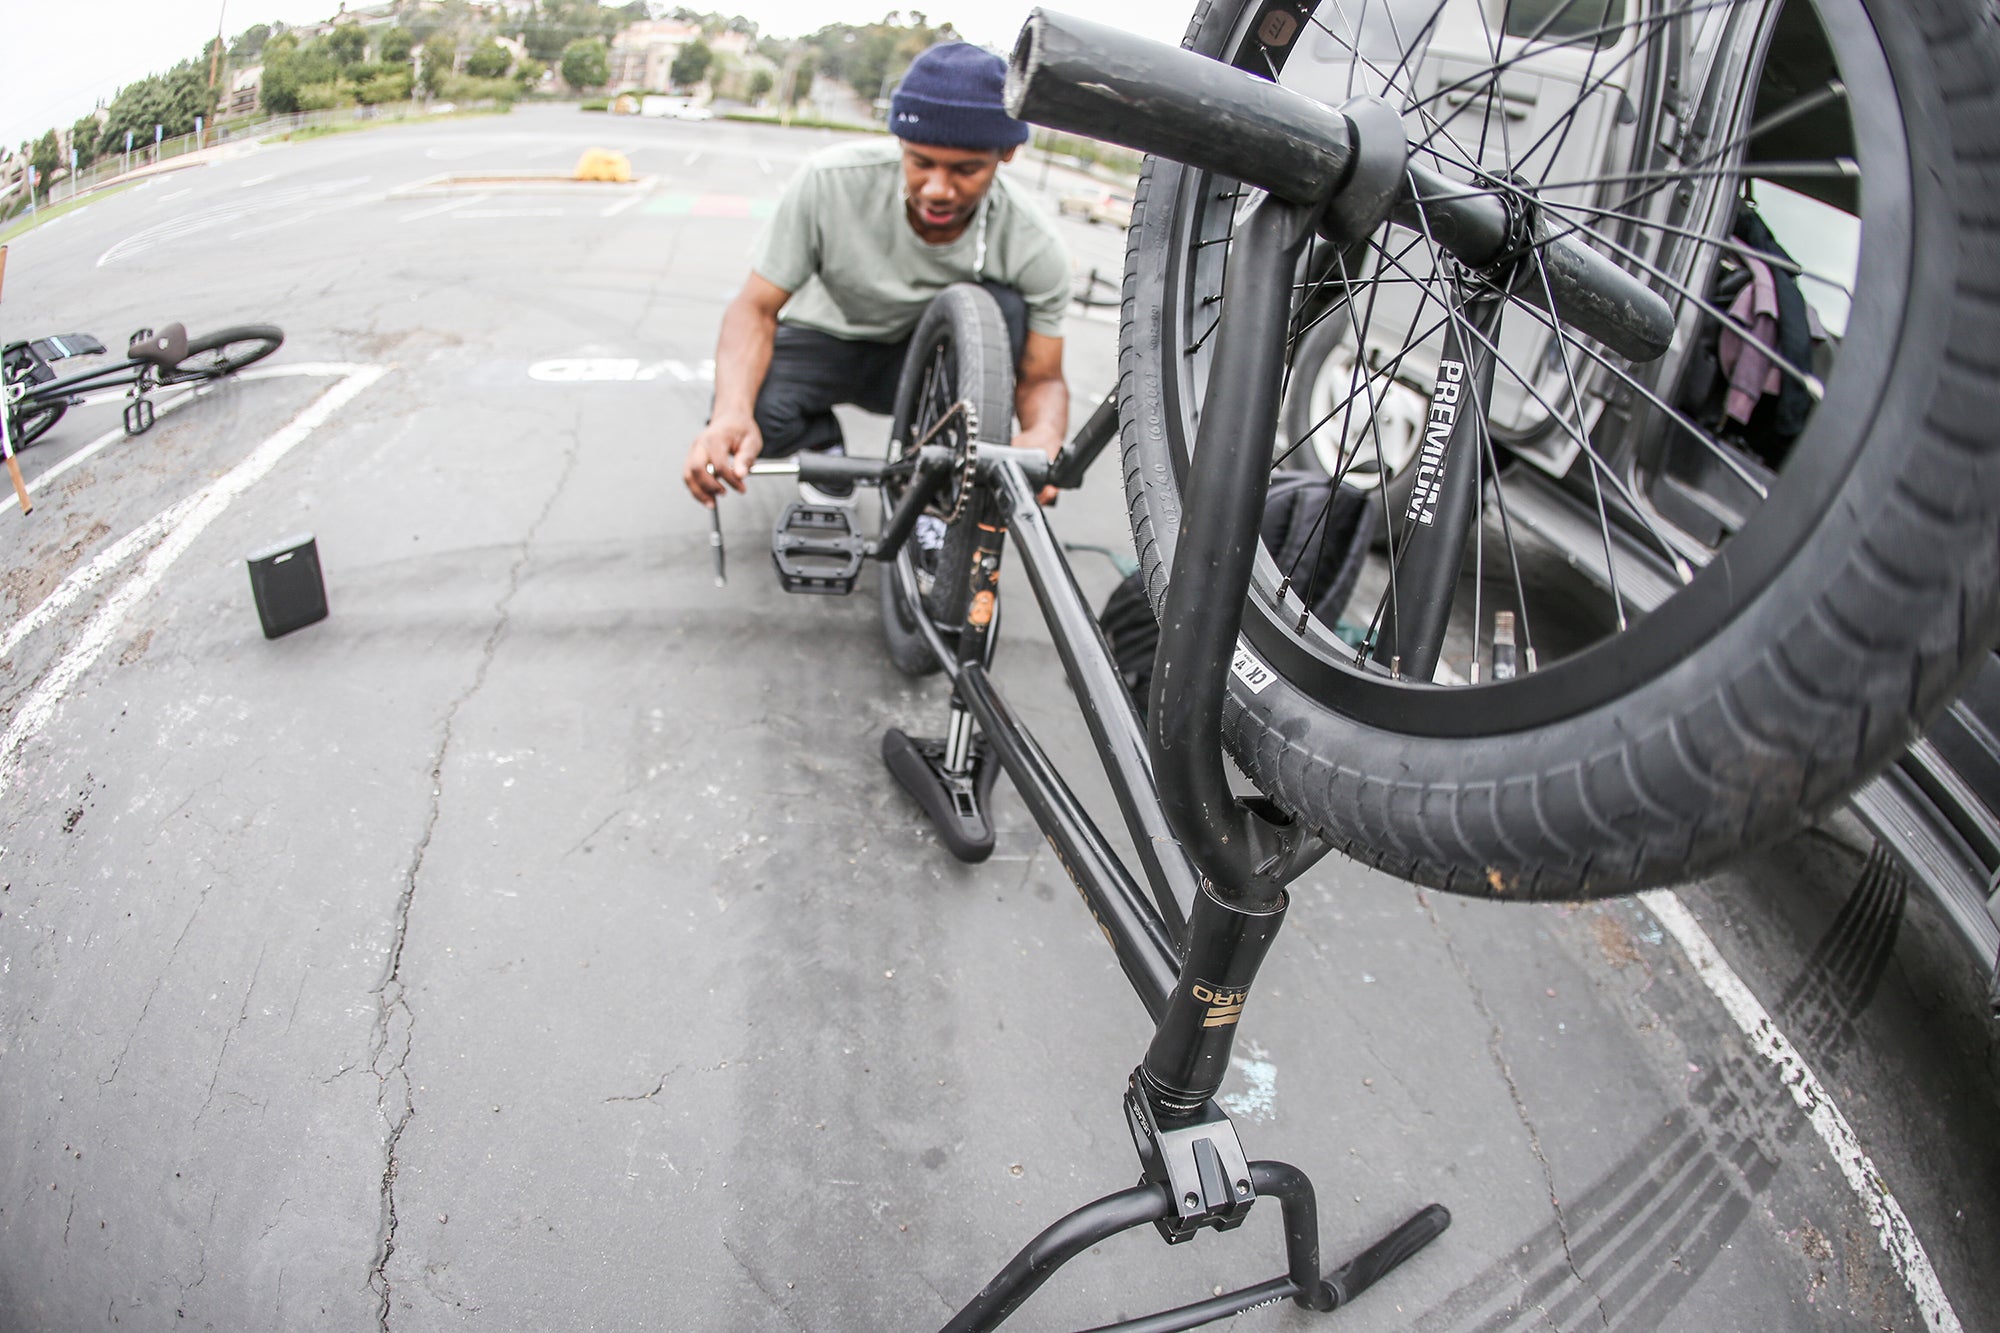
[455,207,565,219]
[1640,890,1964,1333]
[240,173,276,188]
[229,196,377,241]
[97,176,373,265]
[400,192,489,223]
[600,191,646,218]
[159,187,192,202]
[0,362,378,520]
[684,150,703,167]
[0,365,389,807]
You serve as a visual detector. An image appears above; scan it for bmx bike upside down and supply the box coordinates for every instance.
[727,2,2000,1326]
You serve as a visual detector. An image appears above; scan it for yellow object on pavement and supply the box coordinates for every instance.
[575,149,632,182]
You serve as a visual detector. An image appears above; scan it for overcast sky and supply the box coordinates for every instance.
[0,1,1187,150]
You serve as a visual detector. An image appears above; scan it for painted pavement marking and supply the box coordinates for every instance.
[1640,889,1963,1333]
[0,366,390,810]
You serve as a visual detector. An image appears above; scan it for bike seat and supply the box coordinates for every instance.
[128,323,188,370]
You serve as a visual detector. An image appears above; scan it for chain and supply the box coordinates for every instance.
[906,397,981,523]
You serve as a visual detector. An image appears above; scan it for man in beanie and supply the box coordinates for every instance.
[683,42,1071,507]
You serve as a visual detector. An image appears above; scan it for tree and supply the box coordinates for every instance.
[746,67,774,102]
[519,2,623,64]
[514,57,548,91]
[379,27,414,64]
[230,23,272,60]
[420,34,457,97]
[97,61,216,154]
[30,130,58,197]
[355,71,414,104]
[669,39,712,90]
[327,23,367,66]
[806,15,958,102]
[255,31,341,113]
[295,83,349,111]
[70,115,101,171]
[788,53,817,107]
[560,38,609,92]
[466,40,512,78]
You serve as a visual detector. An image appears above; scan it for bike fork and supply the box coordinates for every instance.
[945,883,1449,1331]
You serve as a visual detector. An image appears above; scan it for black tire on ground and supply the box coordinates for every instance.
[162,324,283,383]
[1119,0,2000,898]
[11,400,65,449]
[878,284,1015,677]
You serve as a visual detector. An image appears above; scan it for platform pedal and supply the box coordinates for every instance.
[771,502,865,595]
[122,397,155,436]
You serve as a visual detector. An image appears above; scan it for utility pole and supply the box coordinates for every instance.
[205,1,228,146]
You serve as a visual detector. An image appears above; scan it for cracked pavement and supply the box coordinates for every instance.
[0,107,1993,1332]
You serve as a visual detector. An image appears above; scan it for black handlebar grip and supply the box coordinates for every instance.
[1005,8,1353,207]
[1325,1203,1452,1308]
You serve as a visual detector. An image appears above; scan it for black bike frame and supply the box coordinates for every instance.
[11,355,158,416]
[780,190,1412,1329]
[768,11,1674,1323]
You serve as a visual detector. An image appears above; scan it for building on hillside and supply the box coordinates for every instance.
[291,1,401,41]
[229,65,263,117]
[608,20,699,92]
[608,21,752,94]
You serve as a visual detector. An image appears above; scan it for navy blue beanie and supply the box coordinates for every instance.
[889,43,1030,150]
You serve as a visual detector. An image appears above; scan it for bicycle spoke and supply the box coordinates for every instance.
[1165,0,1864,699]
[1363,232,1706,582]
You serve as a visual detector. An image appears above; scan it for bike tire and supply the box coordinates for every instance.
[1120,0,2000,898]
[161,324,283,384]
[11,400,65,449]
[878,285,1015,677]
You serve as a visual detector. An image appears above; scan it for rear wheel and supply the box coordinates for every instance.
[162,325,283,384]
[878,285,1016,677]
[1121,0,2000,897]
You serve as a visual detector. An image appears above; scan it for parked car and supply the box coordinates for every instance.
[1058,186,1133,229]
[641,95,713,121]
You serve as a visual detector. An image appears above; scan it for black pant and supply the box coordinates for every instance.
[752,282,1029,459]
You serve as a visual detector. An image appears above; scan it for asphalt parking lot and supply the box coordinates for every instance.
[0,105,1994,1331]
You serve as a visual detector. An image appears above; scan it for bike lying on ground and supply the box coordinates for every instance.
[728,1,2000,1325]
[3,321,284,447]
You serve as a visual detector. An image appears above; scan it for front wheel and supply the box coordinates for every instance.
[161,325,283,384]
[9,400,66,449]
[1120,0,2000,898]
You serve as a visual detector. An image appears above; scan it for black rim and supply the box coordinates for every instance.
[15,408,61,447]
[1148,0,1907,736]
[166,334,280,382]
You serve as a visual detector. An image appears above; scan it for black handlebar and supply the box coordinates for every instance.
[1006,9,1674,363]
[1006,10,1355,208]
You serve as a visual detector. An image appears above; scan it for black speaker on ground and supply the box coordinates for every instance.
[246,535,327,639]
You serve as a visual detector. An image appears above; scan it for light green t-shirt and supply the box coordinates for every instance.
[751,138,1071,344]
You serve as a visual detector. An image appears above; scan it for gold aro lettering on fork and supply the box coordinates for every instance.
[1192,982,1248,1027]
